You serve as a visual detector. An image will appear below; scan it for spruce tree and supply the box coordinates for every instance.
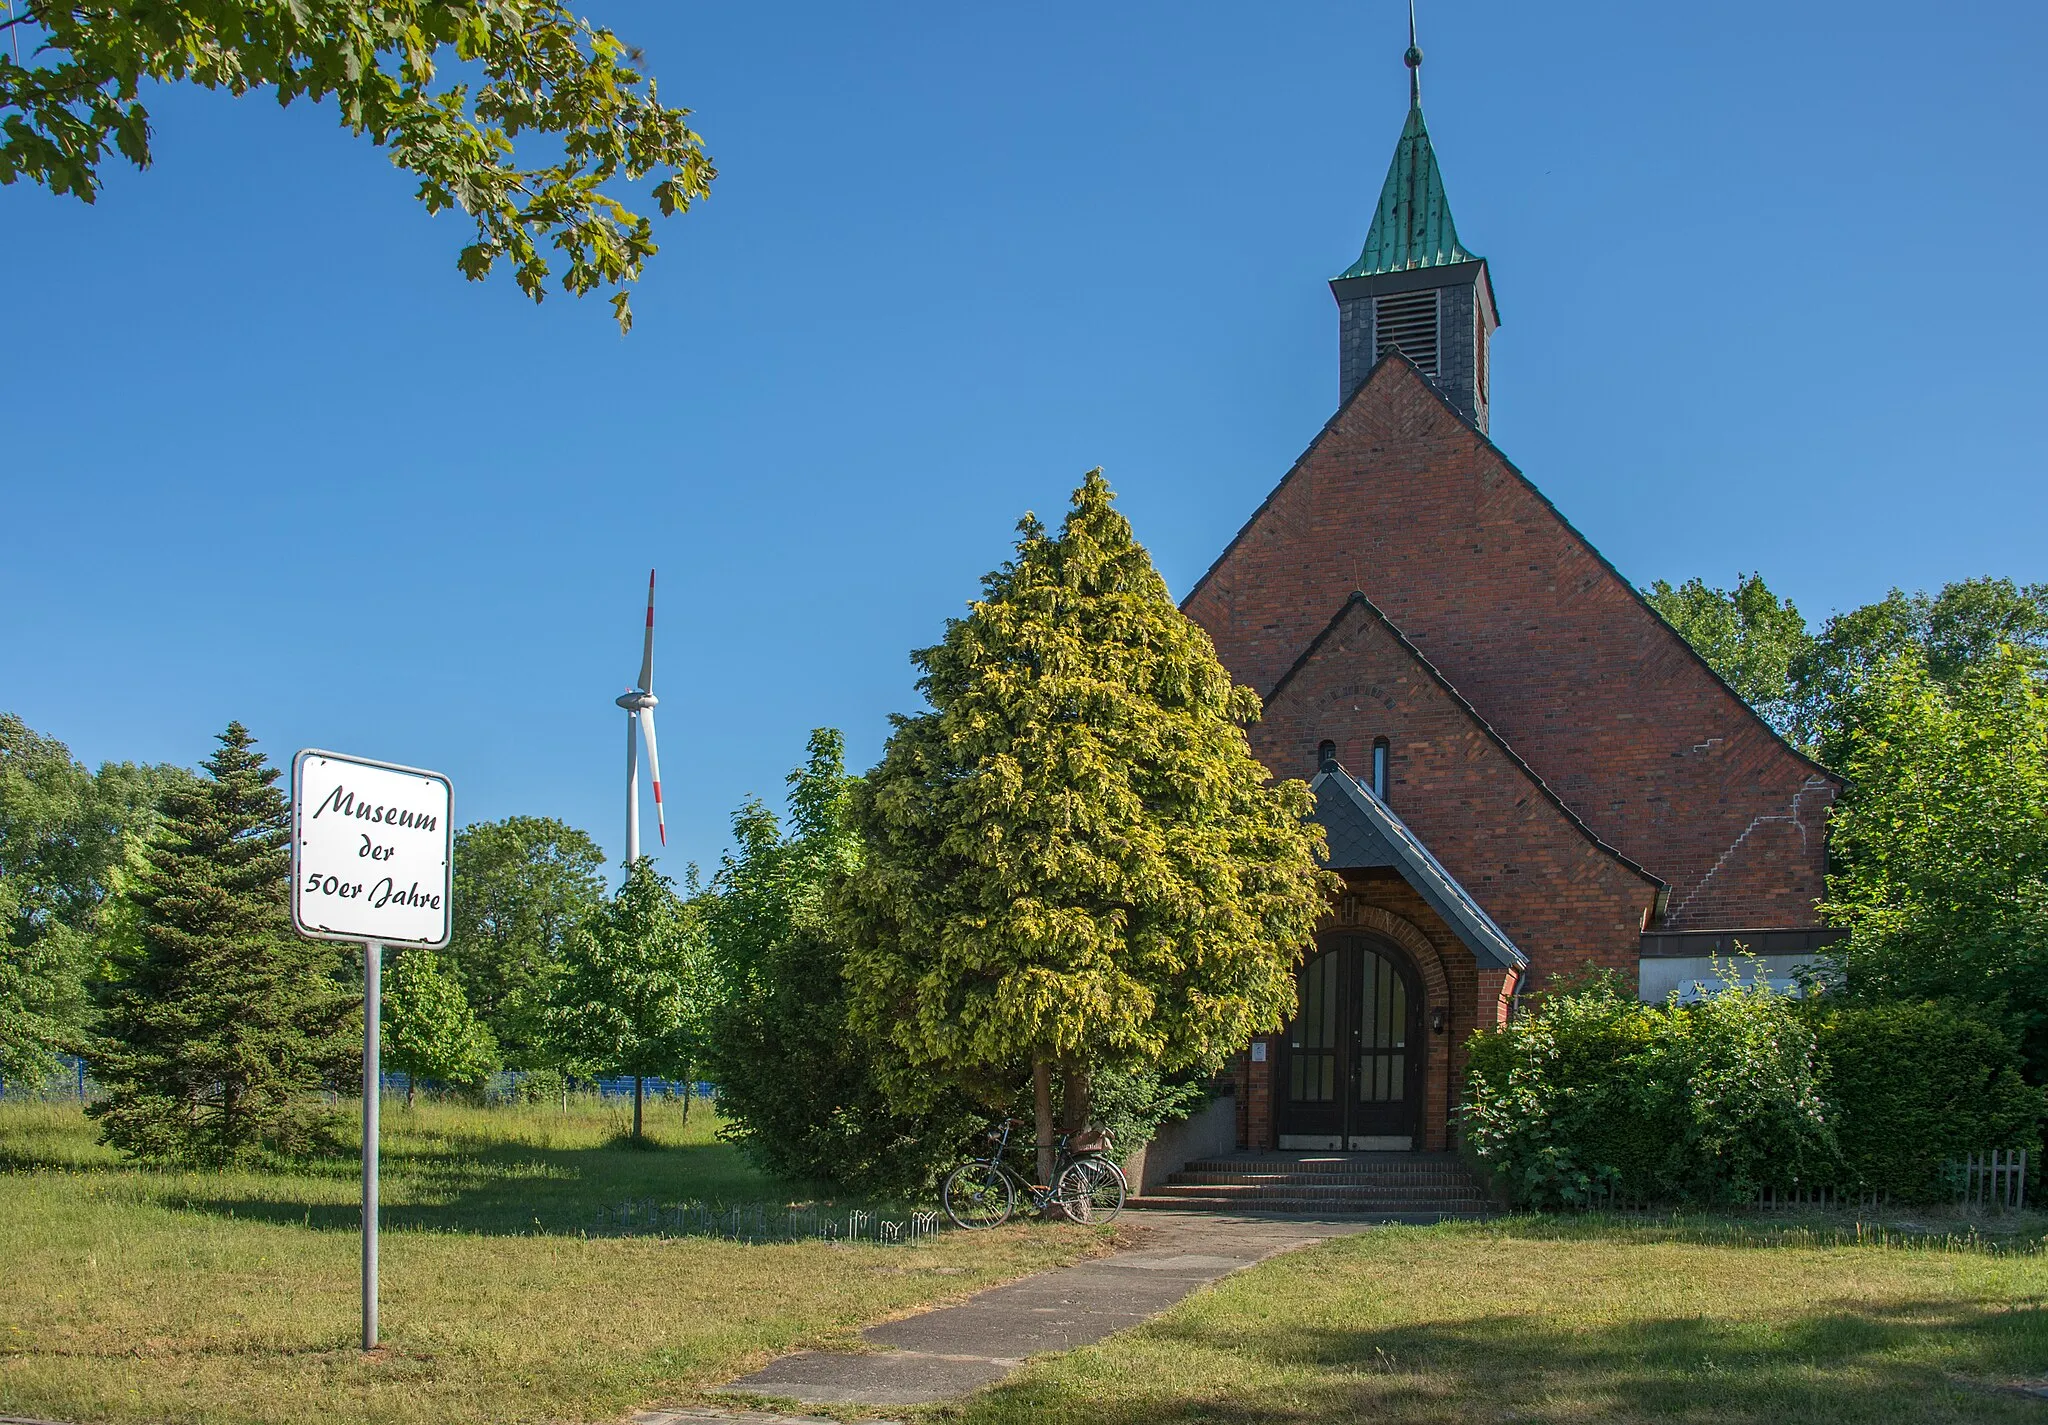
[90,724,357,1163]
[841,470,1333,1184]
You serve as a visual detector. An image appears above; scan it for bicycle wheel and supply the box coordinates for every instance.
[942,1161,1016,1230]
[1054,1155,1126,1224]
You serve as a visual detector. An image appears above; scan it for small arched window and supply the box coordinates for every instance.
[1372,737,1390,800]
[1317,740,1338,773]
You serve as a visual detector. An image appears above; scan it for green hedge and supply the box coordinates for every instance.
[1464,976,2044,1209]
[1810,1001,2043,1202]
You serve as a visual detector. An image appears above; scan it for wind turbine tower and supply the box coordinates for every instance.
[616,570,664,865]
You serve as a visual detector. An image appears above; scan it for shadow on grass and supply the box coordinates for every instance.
[973,1297,2048,1423]
[160,1134,811,1235]
[0,1104,882,1238]
[1460,1210,2048,1254]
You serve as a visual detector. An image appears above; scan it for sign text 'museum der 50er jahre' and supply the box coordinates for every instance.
[291,750,453,948]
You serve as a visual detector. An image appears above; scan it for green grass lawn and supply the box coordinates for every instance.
[0,1097,1110,1425]
[953,1213,2048,1424]
[10,1099,2048,1425]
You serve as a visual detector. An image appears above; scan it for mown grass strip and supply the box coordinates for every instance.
[952,1214,2048,1425]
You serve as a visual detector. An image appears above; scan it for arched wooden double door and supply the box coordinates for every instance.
[1277,936,1422,1150]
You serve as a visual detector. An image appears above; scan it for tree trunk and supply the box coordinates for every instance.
[1060,1064,1091,1135]
[405,1074,416,1110]
[681,1072,691,1126]
[1033,1055,1056,1187]
[633,1075,645,1143]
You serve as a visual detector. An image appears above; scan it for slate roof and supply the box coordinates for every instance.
[1310,765,1526,971]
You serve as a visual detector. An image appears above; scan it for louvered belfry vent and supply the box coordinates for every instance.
[1329,74,1496,427]
[1374,289,1440,374]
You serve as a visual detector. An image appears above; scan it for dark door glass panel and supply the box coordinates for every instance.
[1357,948,1409,1104]
[1289,949,1341,1102]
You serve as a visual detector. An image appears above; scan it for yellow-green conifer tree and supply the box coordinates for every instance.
[842,471,1332,1184]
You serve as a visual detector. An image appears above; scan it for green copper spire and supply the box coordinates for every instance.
[1333,6,1479,280]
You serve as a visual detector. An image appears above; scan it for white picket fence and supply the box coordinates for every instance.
[594,1198,945,1246]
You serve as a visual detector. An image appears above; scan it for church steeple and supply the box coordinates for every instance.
[1330,9,1499,430]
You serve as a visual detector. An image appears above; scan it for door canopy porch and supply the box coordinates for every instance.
[1308,766,1527,972]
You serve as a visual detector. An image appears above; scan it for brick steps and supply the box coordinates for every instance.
[1171,1171,1476,1187]
[1126,1197,1479,1219]
[1129,1152,1493,1219]
[1142,1183,1486,1203]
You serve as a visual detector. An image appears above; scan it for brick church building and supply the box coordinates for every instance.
[1197,46,1842,1153]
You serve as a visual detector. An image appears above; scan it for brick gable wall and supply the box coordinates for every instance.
[1187,356,1837,929]
[1257,595,1659,977]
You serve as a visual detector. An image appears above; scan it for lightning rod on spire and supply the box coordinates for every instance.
[1405,0,1423,108]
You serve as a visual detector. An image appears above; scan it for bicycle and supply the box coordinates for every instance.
[942,1118,1128,1229]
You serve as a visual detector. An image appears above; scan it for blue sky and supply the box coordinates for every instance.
[5,0,2043,878]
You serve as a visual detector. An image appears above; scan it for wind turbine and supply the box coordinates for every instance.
[616,570,664,865]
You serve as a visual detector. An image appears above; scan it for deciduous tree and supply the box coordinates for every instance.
[383,947,497,1104]
[447,815,604,1067]
[1792,578,2048,764]
[0,713,187,1082]
[1641,574,1812,738]
[1819,648,2048,1079]
[703,730,982,1195]
[545,858,708,1142]
[841,470,1332,1185]
[1641,574,2048,770]
[1,0,716,329]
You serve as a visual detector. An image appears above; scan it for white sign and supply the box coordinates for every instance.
[292,749,453,948]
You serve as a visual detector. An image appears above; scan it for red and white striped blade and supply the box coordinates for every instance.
[637,569,656,693]
[637,705,665,846]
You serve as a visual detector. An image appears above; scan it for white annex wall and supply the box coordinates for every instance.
[1638,955,1815,1005]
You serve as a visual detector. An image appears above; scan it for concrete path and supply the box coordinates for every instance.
[636,1410,902,1425]
[711,1211,1374,1409]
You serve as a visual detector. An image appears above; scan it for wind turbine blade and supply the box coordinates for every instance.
[637,705,666,846]
[637,569,656,693]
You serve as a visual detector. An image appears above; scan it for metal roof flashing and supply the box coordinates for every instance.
[1309,766,1527,971]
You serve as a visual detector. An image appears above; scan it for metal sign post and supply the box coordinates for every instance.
[362,936,382,1349]
[290,750,452,1353]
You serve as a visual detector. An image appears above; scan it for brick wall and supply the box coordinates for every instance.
[1258,593,1660,978]
[1185,354,1837,930]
